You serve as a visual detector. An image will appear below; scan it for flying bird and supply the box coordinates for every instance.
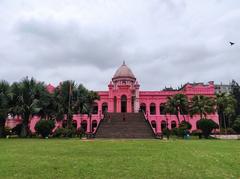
[229,42,235,46]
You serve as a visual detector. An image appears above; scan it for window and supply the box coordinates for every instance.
[150,103,156,115]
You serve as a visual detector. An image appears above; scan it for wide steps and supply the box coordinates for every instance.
[95,112,155,139]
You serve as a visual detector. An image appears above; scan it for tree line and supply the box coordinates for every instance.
[161,81,240,137]
[0,77,99,138]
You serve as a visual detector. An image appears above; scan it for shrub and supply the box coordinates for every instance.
[35,119,55,138]
[53,127,76,138]
[232,119,240,134]
[226,128,236,134]
[64,128,76,138]
[197,119,219,138]
[179,121,192,130]
[12,124,22,136]
[170,121,192,138]
[170,128,179,136]
[53,128,65,138]
[76,127,86,138]
[4,127,12,136]
[162,128,170,139]
[191,129,202,139]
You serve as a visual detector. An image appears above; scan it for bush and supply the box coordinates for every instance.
[232,119,240,134]
[170,128,179,136]
[162,128,170,139]
[179,121,192,130]
[4,127,12,136]
[219,128,236,134]
[191,129,202,139]
[12,124,22,136]
[197,119,219,138]
[52,127,76,138]
[170,121,192,138]
[35,119,55,138]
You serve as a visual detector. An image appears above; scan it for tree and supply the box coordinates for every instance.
[231,80,240,116]
[9,77,47,137]
[197,119,219,138]
[72,84,89,114]
[53,80,76,128]
[0,81,11,138]
[35,119,55,138]
[216,93,237,133]
[72,84,99,133]
[189,95,215,119]
[232,116,240,134]
[165,94,189,124]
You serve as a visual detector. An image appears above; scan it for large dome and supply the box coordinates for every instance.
[113,61,136,80]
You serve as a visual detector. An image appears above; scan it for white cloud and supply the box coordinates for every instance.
[0,0,240,90]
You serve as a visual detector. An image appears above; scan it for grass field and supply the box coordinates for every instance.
[0,139,240,179]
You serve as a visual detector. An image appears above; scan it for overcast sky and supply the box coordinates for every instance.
[0,0,240,90]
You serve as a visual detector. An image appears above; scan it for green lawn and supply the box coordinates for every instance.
[0,139,239,179]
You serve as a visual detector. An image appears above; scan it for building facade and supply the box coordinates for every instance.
[6,62,219,135]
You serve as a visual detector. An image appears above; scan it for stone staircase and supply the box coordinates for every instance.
[95,112,155,139]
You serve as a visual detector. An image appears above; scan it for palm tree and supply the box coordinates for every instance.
[0,81,11,137]
[9,77,47,137]
[216,93,236,133]
[189,95,215,120]
[72,84,89,115]
[72,84,99,132]
[165,94,189,124]
[53,80,76,128]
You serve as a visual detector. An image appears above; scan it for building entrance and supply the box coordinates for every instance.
[121,95,127,112]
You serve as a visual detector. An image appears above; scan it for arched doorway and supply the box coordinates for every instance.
[161,120,167,130]
[92,120,98,132]
[121,95,127,113]
[114,96,117,112]
[102,102,108,114]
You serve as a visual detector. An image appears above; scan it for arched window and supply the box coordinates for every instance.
[140,103,146,113]
[92,103,98,114]
[150,103,156,115]
[171,121,177,129]
[160,103,166,115]
[102,103,108,114]
[161,120,167,130]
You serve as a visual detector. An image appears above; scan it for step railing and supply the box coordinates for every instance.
[93,112,105,137]
[140,111,156,138]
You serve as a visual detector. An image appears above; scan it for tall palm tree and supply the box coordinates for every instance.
[0,81,11,137]
[72,84,89,115]
[9,77,47,137]
[216,93,236,133]
[72,84,99,132]
[165,94,189,124]
[189,95,215,120]
[53,80,76,128]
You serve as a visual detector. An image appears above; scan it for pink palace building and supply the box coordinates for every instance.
[6,62,219,138]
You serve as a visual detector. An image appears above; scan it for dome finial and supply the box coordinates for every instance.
[123,60,126,66]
